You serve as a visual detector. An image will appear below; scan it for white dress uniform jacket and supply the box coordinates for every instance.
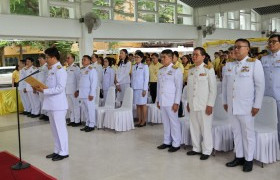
[91,62,103,88]
[116,61,131,85]
[37,63,48,115]
[25,66,38,92]
[43,62,69,156]
[102,66,115,101]
[19,68,31,112]
[157,63,183,147]
[131,63,149,91]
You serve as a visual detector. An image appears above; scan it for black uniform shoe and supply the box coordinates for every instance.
[72,122,82,127]
[139,123,146,127]
[168,146,180,152]
[85,127,95,132]
[200,154,210,160]
[31,114,40,118]
[52,155,69,161]
[80,126,89,131]
[66,118,70,122]
[67,122,75,126]
[25,112,31,116]
[187,151,202,156]
[243,161,253,172]
[39,114,45,120]
[46,153,58,159]
[20,111,26,115]
[43,115,49,121]
[135,124,141,127]
[27,113,33,117]
[157,144,171,150]
[226,158,245,167]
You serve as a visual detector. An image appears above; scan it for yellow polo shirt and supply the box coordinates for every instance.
[149,62,163,82]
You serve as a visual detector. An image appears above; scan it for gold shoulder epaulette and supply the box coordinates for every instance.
[247,58,257,62]
[227,58,236,62]
[32,66,36,69]
[88,66,93,70]
[73,64,77,67]
[81,67,85,69]
[189,64,195,69]
[57,65,62,69]
[172,65,178,69]
[204,62,213,69]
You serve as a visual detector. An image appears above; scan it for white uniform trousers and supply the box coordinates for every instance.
[48,110,68,156]
[103,90,108,103]
[67,94,80,123]
[19,90,31,112]
[27,91,40,115]
[229,113,255,161]
[80,98,96,127]
[277,101,280,144]
[117,83,130,102]
[189,110,213,155]
[39,93,47,115]
[161,106,181,147]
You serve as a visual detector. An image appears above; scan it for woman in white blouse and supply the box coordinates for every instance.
[102,57,115,102]
[115,49,131,103]
[131,51,149,127]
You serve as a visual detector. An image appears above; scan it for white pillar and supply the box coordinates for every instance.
[39,0,50,17]
[0,0,10,14]
[79,1,94,62]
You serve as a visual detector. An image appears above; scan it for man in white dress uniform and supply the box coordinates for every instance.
[66,53,81,127]
[186,47,217,160]
[35,47,69,161]
[91,54,103,88]
[261,34,280,143]
[223,39,265,172]
[77,55,98,132]
[156,49,183,152]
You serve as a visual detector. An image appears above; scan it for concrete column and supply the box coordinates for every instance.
[0,0,10,14]
[39,0,50,17]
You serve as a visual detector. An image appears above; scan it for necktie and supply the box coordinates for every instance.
[136,65,138,70]
[104,68,107,74]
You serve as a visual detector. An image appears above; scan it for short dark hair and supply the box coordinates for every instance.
[223,50,229,55]
[135,51,144,59]
[92,53,98,59]
[38,54,46,59]
[194,47,207,56]
[214,52,219,55]
[83,55,91,61]
[269,34,280,42]
[26,57,35,62]
[173,51,179,58]
[235,38,251,48]
[151,53,159,58]
[128,53,134,57]
[228,46,234,51]
[68,53,75,59]
[45,47,60,60]
[104,57,113,66]
[161,49,173,57]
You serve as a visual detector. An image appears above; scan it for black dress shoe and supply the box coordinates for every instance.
[135,124,141,127]
[72,122,82,127]
[39,114,45,120]
[43,115,49,121]
[157,144,171,150]
[52,155,69,161]
[187,151,202,156]
[243,161,253,172]
[139,123,146,127]
[226,158,245,167]
[168,146,180,152]
[67,122,75,126]
[27,113,33,117]
[85,127,95,132]
[80,126,89,131]
[20,112,26,115]
[46,153,58,159]
[31,114,40,118]
[200,154,210,160]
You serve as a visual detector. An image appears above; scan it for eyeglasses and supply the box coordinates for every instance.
[233,46,248,50]
[268,40,279,45]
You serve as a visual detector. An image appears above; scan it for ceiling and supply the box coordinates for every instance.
[254,5,280,15]
[181,0,244,8]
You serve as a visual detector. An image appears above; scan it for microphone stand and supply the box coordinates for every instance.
[11,69,40,170]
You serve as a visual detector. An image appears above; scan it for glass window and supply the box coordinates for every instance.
[93,9,110,20]
[93,0,110,6]
[228,21,235,29]
[177,16,192,25]
[159,4,175,23]
[50,6,70,18]
[138,13,155,22]
[114,0,135,21]
[177,0,192,15]
[138,0,156,11]
[160,0,176,3]
[10,0,39,16]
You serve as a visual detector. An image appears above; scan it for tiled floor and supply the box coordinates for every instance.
[0,113,279,180]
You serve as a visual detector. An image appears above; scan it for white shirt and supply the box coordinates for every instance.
[222,56,265,115]
[66,63,80,95]
[131,63,149,91]
[43,62,68,111]
[261,50,280,100]
[187,63,217,111]
[116,60,131,84]
[157,63,183,107]
[18,68,26,90]
[102,66,115,91]
[24,65,38,91]
[78,65,98,99]
[91,62,103,88]
[37,63,48,84]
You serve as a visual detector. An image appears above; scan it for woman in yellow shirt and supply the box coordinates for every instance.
[12,65,20,87]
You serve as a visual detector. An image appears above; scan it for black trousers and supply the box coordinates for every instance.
[149,82,157,103]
